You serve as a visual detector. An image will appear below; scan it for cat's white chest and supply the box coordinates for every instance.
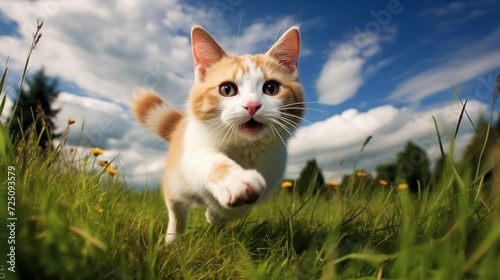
[223,142,268,169]
[184,117,288,198]
[223,142,287,194]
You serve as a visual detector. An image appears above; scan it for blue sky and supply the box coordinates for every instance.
[1,0,499,187]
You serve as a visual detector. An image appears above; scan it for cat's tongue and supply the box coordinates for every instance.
[241,119,264,133]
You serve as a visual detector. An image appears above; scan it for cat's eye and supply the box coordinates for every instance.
[219,82,238,97]
[263,81,280,95]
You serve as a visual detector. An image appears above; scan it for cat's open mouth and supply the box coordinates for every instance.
[240,118,264,133]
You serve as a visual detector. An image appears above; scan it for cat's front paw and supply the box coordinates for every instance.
[214,169,266,208]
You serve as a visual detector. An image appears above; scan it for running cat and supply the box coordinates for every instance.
[132,25,304,243]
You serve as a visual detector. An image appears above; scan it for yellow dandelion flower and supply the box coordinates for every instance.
[397,183,408,190]
[98,208,104,213]
[281,181,293,188]
[99,161,110,167]
[67,118,75,125]
[328,180,339,189]
[90,147,104,156]
[106,166,119,175]
[378,179,388,186]
[356,171,367,177]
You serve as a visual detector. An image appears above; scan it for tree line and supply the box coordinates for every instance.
[8,68,60,151]
[7,69,499,195]
[288,112,500,196]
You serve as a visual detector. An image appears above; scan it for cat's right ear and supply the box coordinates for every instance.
[191,25,226,82]
[266,26,300,75]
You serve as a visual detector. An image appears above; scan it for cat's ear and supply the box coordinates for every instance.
[191,25,226,82]
[266,26,300,74]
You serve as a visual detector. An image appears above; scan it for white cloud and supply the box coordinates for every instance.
[316,28,396,105]
[420,2,466,17]
[286,100,488,180]
[13,88,486,189]
[0,1,303,189]
[0,0,296,110]
[47,92,490,188]
[419,1,496,28]
[1,94,14,123]
[388,27,500,103]
[1,90,166,188]
[316,52,364,105]
[2,0,493,191]
[53,92,167,189]
[229,17,297,54]
[1,0,195,108]
[55,93,130,145]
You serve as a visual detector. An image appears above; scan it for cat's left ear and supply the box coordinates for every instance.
[266,26,300,74]
[191,25,226,82]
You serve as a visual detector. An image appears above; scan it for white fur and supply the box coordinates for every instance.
[163,59,294,243]
[160,26,302,243]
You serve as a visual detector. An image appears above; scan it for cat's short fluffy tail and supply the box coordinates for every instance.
[132,89,184,142]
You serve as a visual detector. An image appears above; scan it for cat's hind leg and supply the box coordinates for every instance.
[165,200,187,243]
[205,208,228,225]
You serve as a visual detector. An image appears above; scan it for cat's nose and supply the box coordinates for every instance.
[243,102,262,116]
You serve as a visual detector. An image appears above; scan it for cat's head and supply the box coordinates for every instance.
[188,25,304,144]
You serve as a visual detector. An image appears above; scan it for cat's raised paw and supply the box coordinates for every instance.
[228,182,261,207]
[216,169,266,208]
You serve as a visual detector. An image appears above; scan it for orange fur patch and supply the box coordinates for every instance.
[254,54,304,124]
[132,90,163,123]
[188,52,304,125]
[156,110,184,142]
[210,162,231,183]
[132,89,185,142]
[190,84,219,121]
[278,82,304,122]
[163,119,187,201]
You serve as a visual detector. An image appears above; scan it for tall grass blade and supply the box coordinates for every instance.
[0,66,8,117]
[454,98,467,139]
[452,82,476,132]
[474,76,499,179]
[432,115,445,158]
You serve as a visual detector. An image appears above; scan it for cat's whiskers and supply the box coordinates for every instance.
[203,118,235,146]
[278,111,312,125]
[267,121,279,143]
[133,25,305,244]
[215,123,232,145]
[277,116,302,131]
[268,117,295,139]
[221,122,238,146]
[231,122,239,144]
[152,139,167,148]
[279,101,325,113]
[277,101,325,127]
[268,121,287,147]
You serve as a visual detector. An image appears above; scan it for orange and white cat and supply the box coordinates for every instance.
[132,25,304,243]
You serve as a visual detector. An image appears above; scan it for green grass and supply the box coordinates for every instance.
[2,25,500,279]
[1,119,499,279]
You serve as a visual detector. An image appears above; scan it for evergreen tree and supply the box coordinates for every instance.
[459,115,499,174]
[375,163,397,185]
[9,68,60,150]
[339,174,351,190]
[295,159,325,197]
[396,141,430,192]
[458,113,500,189]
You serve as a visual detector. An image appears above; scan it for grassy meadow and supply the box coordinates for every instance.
[2,27,500,280]
[1,118,500,280]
